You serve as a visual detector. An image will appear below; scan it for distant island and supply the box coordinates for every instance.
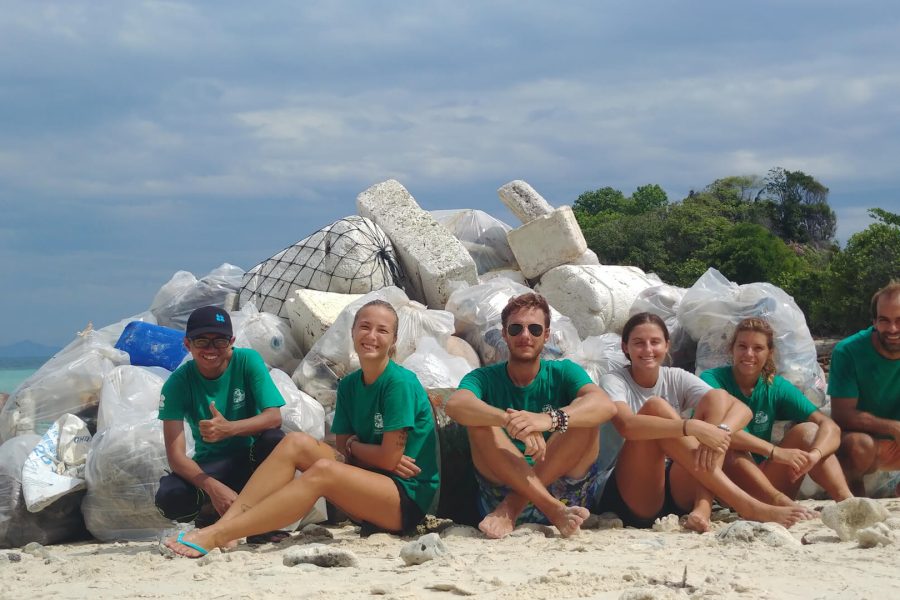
[0,340,59,359]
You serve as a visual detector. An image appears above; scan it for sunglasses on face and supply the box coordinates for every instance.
[506,323,545,337]
[191,337,231,349]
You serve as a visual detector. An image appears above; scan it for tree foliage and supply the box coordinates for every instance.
[573,169,895,335]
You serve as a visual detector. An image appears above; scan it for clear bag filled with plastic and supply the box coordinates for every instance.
[232,303,304,373]
[150,263,244,330]
[431,209,519,274]
[401,336,473,389]
[445,278,582,366]
[571,334,628,385]
[270,368,325,440]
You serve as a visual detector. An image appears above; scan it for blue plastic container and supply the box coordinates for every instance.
[114,321,188,371]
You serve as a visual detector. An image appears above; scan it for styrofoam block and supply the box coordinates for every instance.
[478,269,528,286]
[286,289,363,354]
[506,207,587,279]
[356,180,478,308]
[497,180,555,223]
[445,335,480,369]
[571,249,601,266]
[536,265,658,337]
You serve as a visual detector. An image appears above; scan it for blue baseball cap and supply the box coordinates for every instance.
[185,306,233,338]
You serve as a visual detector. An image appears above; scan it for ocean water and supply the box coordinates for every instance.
[0,357,47,394]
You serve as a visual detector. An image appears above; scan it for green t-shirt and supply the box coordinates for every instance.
[827,327,900,425]
[331,360,439,515]
[701,365,817,461]
[158,348,286,463]
[458,359,593,463]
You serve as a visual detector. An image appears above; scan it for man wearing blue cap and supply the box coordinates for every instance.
[155,306,287,534]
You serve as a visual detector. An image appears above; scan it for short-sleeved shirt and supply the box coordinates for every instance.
[701,366,817,461]
[598,366,711,469]
[458,359,593,463]
[827,327,900,427]
[158,348,285,463]
[331,360,439,515]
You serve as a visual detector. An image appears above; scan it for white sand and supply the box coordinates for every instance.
[3,498,899,600]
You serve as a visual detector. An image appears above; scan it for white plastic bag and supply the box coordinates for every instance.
[0,329,129,442]
[431,209,519,274]
[150,263,244,330]
[270,368,325,440]
[232,303,304,373]
[445,278,582,366]
[22,414,91,512]
[571,334,628,385]
[0,434,88,548]
[402,336,473,389]
[678,268,825,405]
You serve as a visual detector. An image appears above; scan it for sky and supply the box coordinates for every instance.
[2,1,899,348]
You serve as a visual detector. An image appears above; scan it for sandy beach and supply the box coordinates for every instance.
[3,498,898,600]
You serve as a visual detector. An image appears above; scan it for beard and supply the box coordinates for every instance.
[876,329,900,354]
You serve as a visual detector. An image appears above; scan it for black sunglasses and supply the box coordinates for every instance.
[506,323,544,337]
[191,337,231,349]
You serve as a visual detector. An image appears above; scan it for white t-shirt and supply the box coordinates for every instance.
[596,366,712,474]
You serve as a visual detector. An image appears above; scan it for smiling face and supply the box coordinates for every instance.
[731,330,771,381]
[185,334,234,379]
[351,303,398,363]
[873,292,900,357]
[502,306,549,363]
[622,322,669,376]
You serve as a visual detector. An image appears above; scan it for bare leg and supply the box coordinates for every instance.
[469,426,590,539]
[837,432,878,497]
[634,398,812,528]
[762,423,853,502]
[166,459,402,557]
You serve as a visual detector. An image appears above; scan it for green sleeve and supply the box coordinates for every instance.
[773,376,818,422]
[699,368,725,389]
[380,374,420,432]
[826,343,859,398]
[244,350,285,410]
[458,368,486,399]
[561,359,594,403]
[330,376,353,435]
[158,369,187,421]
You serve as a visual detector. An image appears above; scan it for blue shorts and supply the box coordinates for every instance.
[475,460,605,525]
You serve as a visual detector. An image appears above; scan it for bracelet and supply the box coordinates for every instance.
[558,409,569,434]
[682,419,688,436]
[346,437,355,457]
[810,447,823,459]
[543,406,568,433]
[768,444,776,461]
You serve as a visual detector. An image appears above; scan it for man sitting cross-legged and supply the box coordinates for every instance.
[445,293,616,539]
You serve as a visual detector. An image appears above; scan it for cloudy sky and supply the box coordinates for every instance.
[2,1,899,348]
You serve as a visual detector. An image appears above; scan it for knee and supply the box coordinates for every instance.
[302,458,340,490]
[279,431,317,458]
[839,433,876,469]
[155,475,200,522]
[638,397,676,418]
[787,421,819,448]
[697,389,731,414]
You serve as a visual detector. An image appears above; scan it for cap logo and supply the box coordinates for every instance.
[216,314,225,323]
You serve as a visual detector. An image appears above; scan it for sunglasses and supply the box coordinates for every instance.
[191,337,231,349]
[506,323,545,337]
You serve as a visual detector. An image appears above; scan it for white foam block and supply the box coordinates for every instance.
[286,289,363,354]
[497,180,555,223]
[536,265,658,337]
[506,207,587,279]
[356,180,478,308]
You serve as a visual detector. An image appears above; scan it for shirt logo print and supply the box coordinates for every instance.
[233,388,246,410]
[374,412,384,432]
[754,410,769,425]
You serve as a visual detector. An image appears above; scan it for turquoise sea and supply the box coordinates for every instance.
[0,357,48,394]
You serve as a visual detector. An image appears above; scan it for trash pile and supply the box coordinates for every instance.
[0,177,829,547]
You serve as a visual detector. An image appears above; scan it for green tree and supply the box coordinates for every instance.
[631,184,668,214]
[573,186,627,217]
[870,207,900,227]
[706,223,800,284]
[763,168,836,246]
[814,219,900,333]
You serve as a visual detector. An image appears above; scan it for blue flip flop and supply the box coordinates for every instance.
[174,531,209,557]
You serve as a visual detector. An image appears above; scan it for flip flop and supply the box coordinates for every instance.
[173,531,209,557]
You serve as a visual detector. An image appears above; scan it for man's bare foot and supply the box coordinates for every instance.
[547,505,590,538]
[479,499,518,539]
[683,511,711,533]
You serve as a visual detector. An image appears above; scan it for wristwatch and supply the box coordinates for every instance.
[717,423,732,433]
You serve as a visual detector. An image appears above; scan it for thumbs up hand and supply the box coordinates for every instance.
[200,402,233,442]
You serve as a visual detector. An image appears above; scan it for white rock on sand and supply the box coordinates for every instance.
[3,499,900,600]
